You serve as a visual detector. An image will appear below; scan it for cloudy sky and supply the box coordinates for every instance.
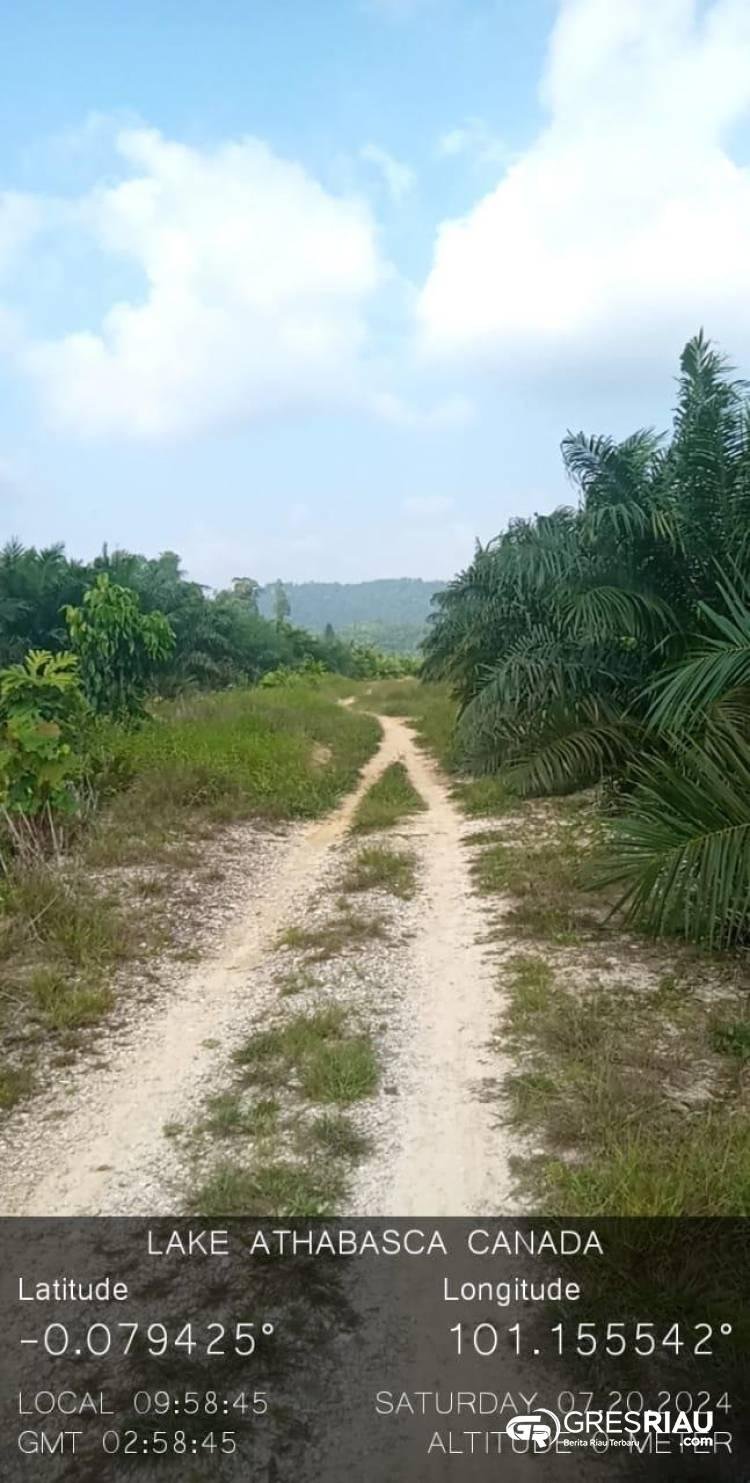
[2,0,750,585]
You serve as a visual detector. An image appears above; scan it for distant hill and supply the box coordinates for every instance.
[259,578,446,653]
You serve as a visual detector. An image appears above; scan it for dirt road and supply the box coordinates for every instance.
[0,714,513,1216]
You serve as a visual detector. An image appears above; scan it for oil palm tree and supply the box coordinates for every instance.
[424,332,750,941]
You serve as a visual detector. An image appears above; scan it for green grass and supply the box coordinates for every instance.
[235,1006,378,1105]
[28,969,112,1031]
[351,762,426,833]
[202,1092,279,1138]
[710,1018,750,1061]
[0,865,133,970]
[453,776,515,818]
[542,1115,750,1216]
[86,685,380,864]
[236,1005,347,1067]
[341,845,417,899]
[193,1159,342,1216]
[300,1034,377,1103]
[503,954,555,1024]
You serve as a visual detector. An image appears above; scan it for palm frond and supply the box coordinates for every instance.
[599,725,750,946]
[564,586,675,641]
[647,576,750,732]
[504,701,640,796]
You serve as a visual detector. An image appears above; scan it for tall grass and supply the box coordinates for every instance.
[85,686,380,865]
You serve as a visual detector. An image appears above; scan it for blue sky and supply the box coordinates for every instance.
[2,0,750,586]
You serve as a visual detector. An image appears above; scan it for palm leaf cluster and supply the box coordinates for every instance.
[423,333,750,945]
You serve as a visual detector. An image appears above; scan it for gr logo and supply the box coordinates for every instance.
[505,1410,561,1451]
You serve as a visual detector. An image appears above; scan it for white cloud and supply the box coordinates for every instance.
[0,193,42,276]
[360,144,415,203]
[419,0,750,372]
[402,494,455,516]
[19,128,385,439]
[370,390,474,427]
[437,118,509,167]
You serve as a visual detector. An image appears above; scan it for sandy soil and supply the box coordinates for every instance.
[350,715,514,1214]
[0,715,514,1216]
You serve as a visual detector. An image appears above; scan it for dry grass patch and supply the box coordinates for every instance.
[275,967,318,997]
[278,909,387,963]
[0,862,141,1108]
[341,846,416,899]
[307,1112,371,1161]
[502,950,750,1214]
[470,814,605,944]
[27,969,113,1032]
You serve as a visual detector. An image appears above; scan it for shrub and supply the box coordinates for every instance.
[65,574,174,719]
[0,650,88,833]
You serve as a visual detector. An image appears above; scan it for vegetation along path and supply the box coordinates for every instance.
[0,709,512,1216]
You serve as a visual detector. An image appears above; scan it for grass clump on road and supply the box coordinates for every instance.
[352,762,426,833]
[342,845,416,899]
[190,1005,378,1215]
[308,1112,371,1161]
[194,1159,342,1217]
[301,1033,377,1104]
[202,1092,279,1138]
[275,967,318,997]
[278,910,387,962]
[236,1006,378,1106]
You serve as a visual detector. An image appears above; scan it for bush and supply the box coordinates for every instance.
[0,650,88,834]
[65,575,174,719]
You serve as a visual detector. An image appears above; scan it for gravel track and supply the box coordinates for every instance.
[0,715,515,1216]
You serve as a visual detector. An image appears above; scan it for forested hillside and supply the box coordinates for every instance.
[0,545,413,691]
[258,578,445,652]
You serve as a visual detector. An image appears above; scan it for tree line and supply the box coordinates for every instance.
[0,544,413,842]
[0,544,412,689]
[423,332,750,947]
